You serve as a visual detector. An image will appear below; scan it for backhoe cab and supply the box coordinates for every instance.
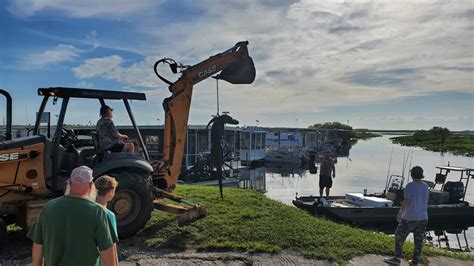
[1,87,156,238]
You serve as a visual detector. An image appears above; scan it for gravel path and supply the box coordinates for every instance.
[1,233,472,265]
[120,251,474,265]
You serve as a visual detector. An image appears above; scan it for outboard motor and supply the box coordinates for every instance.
[443,181,464,203]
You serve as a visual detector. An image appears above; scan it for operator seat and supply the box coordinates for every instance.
[44,137,67,191]
[90,131,104,163]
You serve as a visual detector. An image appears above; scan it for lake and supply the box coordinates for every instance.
[239,135,474,251]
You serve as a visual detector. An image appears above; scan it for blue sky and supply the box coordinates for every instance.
[0,0,473,130]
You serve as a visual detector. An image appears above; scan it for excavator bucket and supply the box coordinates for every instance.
[153,188,207,226]
[177,205,207,226]
[216,54,256,84]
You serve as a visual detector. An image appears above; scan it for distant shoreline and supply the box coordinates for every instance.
[390,133,474,157]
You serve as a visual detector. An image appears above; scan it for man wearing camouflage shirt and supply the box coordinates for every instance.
[96,105,134,153]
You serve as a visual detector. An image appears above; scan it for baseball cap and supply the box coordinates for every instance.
[100,105,113,116]
[410,166,424,179]
[70,166,94,183]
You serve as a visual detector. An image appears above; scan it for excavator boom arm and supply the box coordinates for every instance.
[154,41,255,191]
[177,41,250,87]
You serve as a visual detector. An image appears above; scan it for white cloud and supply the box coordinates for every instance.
[73,55,164,88]
[63,1,473,128]
[25,44,81,68]
[85,30,99,50]
[7,0,161,18]
[73,55,123,79]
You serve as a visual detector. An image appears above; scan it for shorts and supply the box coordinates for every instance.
[107,143,124,153]
[319,175,333,190]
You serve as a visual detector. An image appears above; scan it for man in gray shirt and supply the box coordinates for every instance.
[385,166,429,265]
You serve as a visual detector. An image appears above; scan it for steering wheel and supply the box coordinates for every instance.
[60,127,78,147]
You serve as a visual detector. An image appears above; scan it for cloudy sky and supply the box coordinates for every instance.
[0,0,473,130]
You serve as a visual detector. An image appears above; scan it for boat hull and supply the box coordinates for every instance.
[293,196,474,233]
[265,148,304,163]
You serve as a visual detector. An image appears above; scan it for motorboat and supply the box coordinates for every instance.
[265,146,305,163]
[293,166,474,233]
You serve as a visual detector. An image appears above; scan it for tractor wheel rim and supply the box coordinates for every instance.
[112,189,141,224]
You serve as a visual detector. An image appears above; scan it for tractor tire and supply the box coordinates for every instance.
[0,219,8,246]
[107,169,153,238]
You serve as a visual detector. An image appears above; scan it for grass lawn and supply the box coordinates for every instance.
[131,186,473,263]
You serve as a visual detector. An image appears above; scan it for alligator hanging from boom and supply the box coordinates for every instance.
[206,114,239,199]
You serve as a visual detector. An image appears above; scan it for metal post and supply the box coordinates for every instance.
[185,127,189,168]
[216,78,219,116]
[0,90,12,140]
[463,230,470,251]
[47,113,51,138]
[456,233,462,251]
[51,97,69,191]
[123,99,150,162]
[34,96,49,135]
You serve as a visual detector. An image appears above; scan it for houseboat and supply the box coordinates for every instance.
[264,127,351,163]
[3,124,266,169]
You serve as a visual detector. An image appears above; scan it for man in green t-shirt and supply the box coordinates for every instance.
[28,166,118,266]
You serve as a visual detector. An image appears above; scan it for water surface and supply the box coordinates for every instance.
[240,135,474,251]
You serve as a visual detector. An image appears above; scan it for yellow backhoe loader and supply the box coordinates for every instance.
[0,41,255,243]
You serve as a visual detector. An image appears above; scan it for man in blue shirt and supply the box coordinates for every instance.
[385,166,429,265]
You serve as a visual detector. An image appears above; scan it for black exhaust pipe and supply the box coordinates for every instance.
[0,89,12,140]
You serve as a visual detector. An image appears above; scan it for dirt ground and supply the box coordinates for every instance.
[1,233,472,265]
[119,251,473,266]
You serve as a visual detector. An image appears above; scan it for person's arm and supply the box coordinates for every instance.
[118,133,129,140]
[401,184,412,213]
[113,244,119,265]
[397,185,412,222]
[27,209,45,266]
[100,245,117,266]
[108,120,128,140]
[397,198,410,222]
[399,198,411,212]
[332,163,336,178]
[96,209,119,264]
[31,243,43,266]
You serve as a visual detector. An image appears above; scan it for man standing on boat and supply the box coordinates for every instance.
[319,153,336,199]
[385,166,429,265]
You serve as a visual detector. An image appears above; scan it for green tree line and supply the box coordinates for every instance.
[309,122,380,139]
[391,127,473,157]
